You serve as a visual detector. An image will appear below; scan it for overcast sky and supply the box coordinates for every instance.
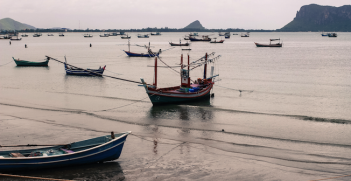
[1,0,350,30]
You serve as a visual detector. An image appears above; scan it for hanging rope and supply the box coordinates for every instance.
[46,56,146,85]
[0,60,13,67]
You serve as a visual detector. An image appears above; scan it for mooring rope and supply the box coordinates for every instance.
[0,173,74,181]
[0,60,13,67]
[310,174,351,181]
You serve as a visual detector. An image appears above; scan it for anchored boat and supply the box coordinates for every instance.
[255,38,282,47]
[140,52,220,105]
[0,132,131,171]
[64,56,105,76]
[12,57,50,66]
[123,41,161,57]
[189,35,211,41]
[169,41,190,46]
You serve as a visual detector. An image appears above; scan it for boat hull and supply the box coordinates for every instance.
[189,37,211,41]
[145,84,213,105]
[13,57,49,66]
[124,51,159,57]
[65,64,105,76]
[169,43,190,46]
[255,43,282,47]
[0,132,130,171]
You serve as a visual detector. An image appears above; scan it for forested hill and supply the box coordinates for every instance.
[278,4,351,32]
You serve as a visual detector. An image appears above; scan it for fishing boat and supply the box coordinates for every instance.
[169,41,190,46]
[0,132,131,171]
[64,57,105,76]
[21,34,28,37]
[210,38,224,43]
[84,34,93,37]
[321,32,328,36]
[12,57,50,66]
[140,52,220,105]
[255,39,282,47]
[151,32,161,35]
[225,35,230,39]
[328,33,337,37]
[189,32,198,36]
[99,34,109,37]
[123,41,161,57]
[233,33,238,35]
[59,33,64,37]
[0,35,11,39]
[33,34,41,37]
[184,36,190,40]
[10,37,22,41]
[47,34,54,36]
[189,35,211,41]
[121,34,131,39]
[137,34,149,38]
[241,32,250,37]
[218,32,225,36]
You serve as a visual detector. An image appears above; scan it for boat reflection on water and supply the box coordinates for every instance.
[148,98,213,121]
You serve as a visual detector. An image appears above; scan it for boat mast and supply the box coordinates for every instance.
[154,57,157,88]
[203,53,207,79]
[187,54,190,87]
[128,39,130,52]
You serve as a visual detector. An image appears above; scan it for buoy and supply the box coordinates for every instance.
[90,43,92,47]
[25,44,27,48]
[211,93,215,97]
[222,129,224,132]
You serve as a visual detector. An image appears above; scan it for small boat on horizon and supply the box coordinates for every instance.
[255,38,282,47]
[328,33,337,37]
[59,33,64,37]
[99,34,109,37]
[210,38,224,43]
[137,34,149,38]
[151,32,161,35]
[10,36,22,41]
[121,34,131,39]
[241,32,250,37]
[84,34,93,37]
[47,34,54,36]
[12,57,50,66]
[21,34,28,37]
[189,35,211,41]
[0,131,131,171]
[169,40,190,46]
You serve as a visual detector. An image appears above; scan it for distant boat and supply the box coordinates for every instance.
[255,39,282,47]
[189,32,198,36]
[169,41,190,46]
[184,36,190,40]
[47,34,54,36]
[241,32,250,37]
[21,34,28,37]
[64,57,105,76]
[123,41,160,57]
[121,34,131,39]
[210,38,224,43]
[321,32,328,36]
[218,32,225,36]
[84,34,93,37]
[10,37,22,41]
[59,33,64,37]
[0,132,131,171]
[189,35,211,41]
[12,57,50,66]
[328,33,337,37]
[99,34,109,37]
[233,33,238,35]
[137,34,149,38]
[33,33,42,37]
[140,53,220,105]
[151,32,161,35]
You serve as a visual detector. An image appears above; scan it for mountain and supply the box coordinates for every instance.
[0,18,36,30]
[183,20,205,30]
[279,4,351,32]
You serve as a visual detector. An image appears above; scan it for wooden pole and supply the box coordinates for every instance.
[154,57,157,88]
[188,54,190,87]
[204,53,208,79]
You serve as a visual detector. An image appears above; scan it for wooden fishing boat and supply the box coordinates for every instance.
[47,34,54,36]
[189,35,211,41]
[123,41,161,57]
[64,58,106,76]
[84,34,93,37]
[33,34,40,37]
[0,132,131,171]
[137,34,149,38]
[255,38,282,47]
[12,57,49,66]
[328,33,337,37]
[151,32,161,35]
[121,34,131,39]
[140,53,220,105]
[210,38,224,43]
[218,32,225,36]
[10,37,22,41]
[241,32,250,37]
[169,41,190,46]
[21,34,28,37]
[59,33,64,37]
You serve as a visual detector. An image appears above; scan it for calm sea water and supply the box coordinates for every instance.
[1,32,351,180]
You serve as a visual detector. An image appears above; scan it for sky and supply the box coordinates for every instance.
[1,0,350,30]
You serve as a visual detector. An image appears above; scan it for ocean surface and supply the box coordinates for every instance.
[0,32,351,180]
